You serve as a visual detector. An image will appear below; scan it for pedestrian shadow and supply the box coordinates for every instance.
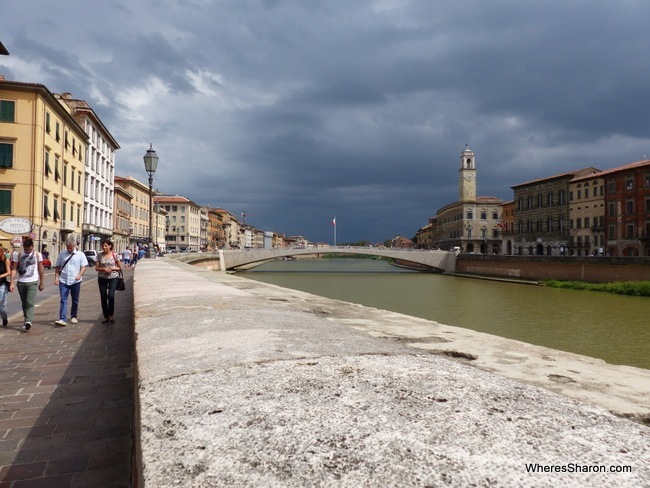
[0,272,135,486]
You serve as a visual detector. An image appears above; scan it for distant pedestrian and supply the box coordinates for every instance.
[121,248,132,270]
[131,247,139,269]
[53,237,89,326]
[0,245,11,327]
[96,239,122,324]
[138,247,146,261]
[9,238,45,331]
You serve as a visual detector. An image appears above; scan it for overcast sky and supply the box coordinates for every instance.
[2,1,650,243]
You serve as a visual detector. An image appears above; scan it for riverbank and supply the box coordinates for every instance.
[134,258,649,487]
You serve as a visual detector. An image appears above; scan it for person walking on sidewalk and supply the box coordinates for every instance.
[96,239,122,324]
[9,237,44,331]
[53,236,89,327]
[0,245,11,327]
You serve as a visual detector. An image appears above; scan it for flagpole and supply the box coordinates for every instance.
[333,216,337,247]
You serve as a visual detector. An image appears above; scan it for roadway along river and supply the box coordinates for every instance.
[241,258,650,370]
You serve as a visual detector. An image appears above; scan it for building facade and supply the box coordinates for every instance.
[113,184,132,253]
[114,176,152,249]
[568,173,606,256]
[0,78,87,262]
[510,167,599,255]
[154,195,201,251]
[57,93,119,253]
[602,159,650,256]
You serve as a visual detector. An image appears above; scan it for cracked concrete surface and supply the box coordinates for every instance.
[134,259,649,487]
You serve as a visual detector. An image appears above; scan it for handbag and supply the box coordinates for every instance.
[116,270,126,291]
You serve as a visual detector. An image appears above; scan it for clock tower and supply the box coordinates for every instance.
[459,145,477,202]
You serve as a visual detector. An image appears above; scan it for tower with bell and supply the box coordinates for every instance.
[459,144,477,202]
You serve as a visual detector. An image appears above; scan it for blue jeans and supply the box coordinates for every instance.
[98,277,118,318]
[0,283,8,321]
[59,281,81,322]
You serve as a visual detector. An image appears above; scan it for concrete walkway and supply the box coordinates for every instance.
[135,259,649,488]
[0,271,134,487]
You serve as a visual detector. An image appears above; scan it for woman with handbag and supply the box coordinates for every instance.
[95,239,122,324]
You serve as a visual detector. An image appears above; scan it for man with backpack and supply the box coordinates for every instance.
[9,237,44,331]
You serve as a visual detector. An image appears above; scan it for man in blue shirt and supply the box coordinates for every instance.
[53,237,89,326]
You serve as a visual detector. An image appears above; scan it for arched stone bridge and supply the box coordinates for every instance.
[171,247,457,272]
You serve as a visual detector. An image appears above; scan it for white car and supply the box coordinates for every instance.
[83,250,98,266]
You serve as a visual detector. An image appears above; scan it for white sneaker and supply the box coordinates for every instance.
[54,320,67,327]
[70,317,78,324]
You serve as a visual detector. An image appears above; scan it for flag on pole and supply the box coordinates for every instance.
[332,217,336,226]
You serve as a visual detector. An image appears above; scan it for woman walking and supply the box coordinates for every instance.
[0,245,11,327]
[96,239,122,324]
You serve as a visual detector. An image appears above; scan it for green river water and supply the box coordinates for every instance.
[241,258,650,370]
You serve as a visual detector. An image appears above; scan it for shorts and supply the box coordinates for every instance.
[123,259,131,264]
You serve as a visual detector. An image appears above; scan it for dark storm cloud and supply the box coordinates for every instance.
[2,0,650,243]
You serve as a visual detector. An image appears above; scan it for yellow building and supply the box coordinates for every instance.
[0,77,87,260]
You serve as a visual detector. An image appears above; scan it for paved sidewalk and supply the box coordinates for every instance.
[0,271,134,487]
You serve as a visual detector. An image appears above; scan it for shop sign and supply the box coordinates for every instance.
[0,217,32,235]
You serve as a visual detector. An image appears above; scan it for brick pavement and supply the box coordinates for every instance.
[0,270,135,488]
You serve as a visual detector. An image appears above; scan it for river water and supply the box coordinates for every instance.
[240,258,650,370]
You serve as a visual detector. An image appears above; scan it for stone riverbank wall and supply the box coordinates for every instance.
[457,254,650,282]
[133,258,649,487]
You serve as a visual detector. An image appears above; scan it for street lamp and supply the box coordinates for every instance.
[143,144,159,258]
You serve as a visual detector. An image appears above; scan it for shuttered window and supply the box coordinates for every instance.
[0,142,13,168]
[0,190,11,214]
[0,100,15,122]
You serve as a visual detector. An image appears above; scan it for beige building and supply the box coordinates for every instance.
[114,176,152,248]
[0,78,87,261]
[113,184,132,253]
[154,195,201,251]
[568,174,606,256]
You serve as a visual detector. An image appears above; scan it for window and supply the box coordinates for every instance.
[56,122,61,142]
[53,198,60,221]
[492,211,498,220]
[0,189,11,214]
[626,224,634,239]
[480,211,487,220]
[45,151,52,177]
[62,199,67,221]
[626,200,634,214]
[559,190,565,204]
[44,194,51,219]
[64,131,70,149]
[0,100,15,122]
[626,179,634,191]
[576,218,582,229]
[54,157,61,182]
[63,163,68,186]
[46,112,51,133]
[537,194,543,207]
[547,192,553,206]
[0,142,14,168]
[646,175,650,188]
[466,210,473,219]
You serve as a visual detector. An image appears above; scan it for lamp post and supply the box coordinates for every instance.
[143,144,159,258]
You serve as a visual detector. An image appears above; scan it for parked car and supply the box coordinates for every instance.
[84,250,98,266]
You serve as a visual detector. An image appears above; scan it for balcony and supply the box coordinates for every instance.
[61,220,76,231]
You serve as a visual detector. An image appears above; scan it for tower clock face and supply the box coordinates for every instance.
[463,174,473,181]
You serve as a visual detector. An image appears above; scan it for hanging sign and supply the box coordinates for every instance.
[0,217,32,235]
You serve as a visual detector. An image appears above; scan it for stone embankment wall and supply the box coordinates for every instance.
[457,255,650,282]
